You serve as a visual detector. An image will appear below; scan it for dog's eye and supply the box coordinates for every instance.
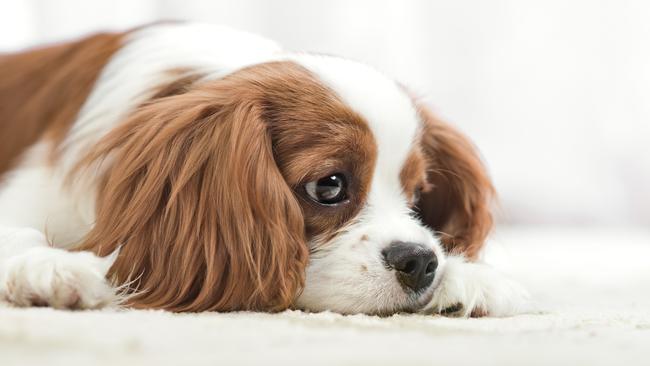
[305,173,347,205]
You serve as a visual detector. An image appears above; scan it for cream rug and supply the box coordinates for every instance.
[2,227,649,366]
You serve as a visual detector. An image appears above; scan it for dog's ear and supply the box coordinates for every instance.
[414,104,495,259]
[73,75,308,312]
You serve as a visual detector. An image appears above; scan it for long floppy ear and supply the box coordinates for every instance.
[73,77,308,312]
[415,105,495,260]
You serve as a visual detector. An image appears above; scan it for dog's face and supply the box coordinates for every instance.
[81,55,493,314]
[266,56,445,314]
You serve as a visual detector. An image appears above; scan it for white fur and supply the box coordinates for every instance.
[0,144,90,247]
[423,256,532,317]
[0,227,116,309]
[0,23,530,316]
[294,212,445,314]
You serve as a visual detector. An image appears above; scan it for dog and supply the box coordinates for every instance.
[0,22,529,316]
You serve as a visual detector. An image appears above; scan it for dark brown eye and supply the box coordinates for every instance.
[305,174,347,205]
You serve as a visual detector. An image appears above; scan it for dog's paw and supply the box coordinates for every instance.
[0,247,117,310]
[423,256,532,317]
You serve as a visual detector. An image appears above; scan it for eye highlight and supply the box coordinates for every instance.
[305,173,348,205]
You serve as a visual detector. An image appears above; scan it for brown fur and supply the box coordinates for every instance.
[72,61,376,312]
[0,32,124,177]
[149,69,206,99]
[412,106,495,259]
[400,145,429,207]
[264,71,377,242]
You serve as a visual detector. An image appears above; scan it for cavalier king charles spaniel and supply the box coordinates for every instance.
[0,23,529,316]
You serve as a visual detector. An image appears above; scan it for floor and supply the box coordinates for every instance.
[1,227,649,366]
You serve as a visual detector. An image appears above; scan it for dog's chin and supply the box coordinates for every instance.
[294,283,436,316]
[405,286,437,314]
[367,285,437,316]
[414,287,437,310]
[390,271,445,315]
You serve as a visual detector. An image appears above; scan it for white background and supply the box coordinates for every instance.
[2,0,649,227]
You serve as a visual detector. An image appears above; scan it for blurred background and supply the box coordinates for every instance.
[1,0,649,228]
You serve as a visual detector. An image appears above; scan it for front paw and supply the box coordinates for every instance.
[1,248,117,310]
[424,257,531,317]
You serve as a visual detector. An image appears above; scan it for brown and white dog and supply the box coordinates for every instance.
[0,23,529,315]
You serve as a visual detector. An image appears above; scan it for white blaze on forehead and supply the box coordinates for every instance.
[290,55,420,207]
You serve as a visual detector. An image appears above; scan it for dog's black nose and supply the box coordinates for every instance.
[382,241,437,292]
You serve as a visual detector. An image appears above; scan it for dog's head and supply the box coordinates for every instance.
[77,55,494,314]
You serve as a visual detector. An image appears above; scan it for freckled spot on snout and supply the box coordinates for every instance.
[352,236,369,250]
[360,265,368,273]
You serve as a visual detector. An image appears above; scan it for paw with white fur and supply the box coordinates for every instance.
[423,256,532,317]
[0,247,117,310]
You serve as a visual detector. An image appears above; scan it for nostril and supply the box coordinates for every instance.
[424,260,436,275]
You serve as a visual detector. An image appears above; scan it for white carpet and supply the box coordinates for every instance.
[2,227,650,366]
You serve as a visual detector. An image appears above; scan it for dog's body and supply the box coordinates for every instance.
[0,23,529,315]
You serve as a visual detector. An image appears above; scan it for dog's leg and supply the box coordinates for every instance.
[0,226,117,309]
[423,256,532,317]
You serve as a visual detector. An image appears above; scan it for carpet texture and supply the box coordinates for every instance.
[2,227,649,366]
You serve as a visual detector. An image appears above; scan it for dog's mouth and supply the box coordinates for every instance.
[395,267,445,314]
[371,282,437,316]
[410,285,437,312]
